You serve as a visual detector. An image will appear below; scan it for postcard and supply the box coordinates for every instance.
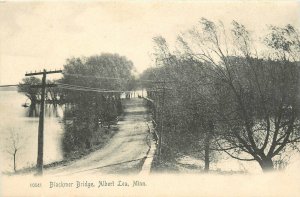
[0,0,300,196]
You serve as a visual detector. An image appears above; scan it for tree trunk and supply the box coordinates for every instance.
[13,151,17,172]
[258,158,274,172]
[204,121,214,172]
[204,137,210,172]
[30,95,37,106]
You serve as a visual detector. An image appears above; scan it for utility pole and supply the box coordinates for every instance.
[158,81,166,163]
[25,69,62,175]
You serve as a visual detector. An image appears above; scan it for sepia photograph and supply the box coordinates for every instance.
[0,0,300,196]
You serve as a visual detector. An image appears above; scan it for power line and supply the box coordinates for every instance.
[57,86,126,93]
[57,85,162,93]
[56,83,109,91]
[58,83,124,92]
[0,82,163,94]
[62,72,127,81]
[62,72,172,83]
[57,83,125,93]
[0,75,173,90]
[56,82,164,93]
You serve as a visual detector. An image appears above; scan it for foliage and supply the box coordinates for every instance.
[142,19,300,172]
[141,52,219,168]
[18,76,41,105]
[61,53,135,155]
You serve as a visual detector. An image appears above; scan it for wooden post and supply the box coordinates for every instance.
[158,82,166,162]
[25,69,62,175]
[36,70,46,174]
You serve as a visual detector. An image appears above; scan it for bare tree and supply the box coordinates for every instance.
[6,128,26,172]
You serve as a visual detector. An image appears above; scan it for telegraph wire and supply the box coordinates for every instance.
[0,83,161,93]
[62,71,172,83]
[57,86,126,93]
[62,72,127,81]
[56,83,109,91]
[57,83,127,93]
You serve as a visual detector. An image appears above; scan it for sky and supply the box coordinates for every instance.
[0,0,299,85]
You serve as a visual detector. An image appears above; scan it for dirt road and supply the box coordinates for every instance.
[45,98,151,176]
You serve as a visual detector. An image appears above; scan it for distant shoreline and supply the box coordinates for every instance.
[0,86,18,91]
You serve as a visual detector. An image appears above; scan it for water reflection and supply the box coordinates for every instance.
[28,104,38,117]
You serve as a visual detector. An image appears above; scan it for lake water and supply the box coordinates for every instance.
[0,90,145,173]
[0,91,64,172]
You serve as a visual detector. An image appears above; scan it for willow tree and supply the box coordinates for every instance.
[142,36,219,171]
[178,18,300,171]
[61,53,135,155]
[18,76,41,106]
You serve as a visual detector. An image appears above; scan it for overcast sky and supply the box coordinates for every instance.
[0,1,299,85]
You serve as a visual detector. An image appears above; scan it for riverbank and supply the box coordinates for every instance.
[3,123,119,176]
[4,98,152,176]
